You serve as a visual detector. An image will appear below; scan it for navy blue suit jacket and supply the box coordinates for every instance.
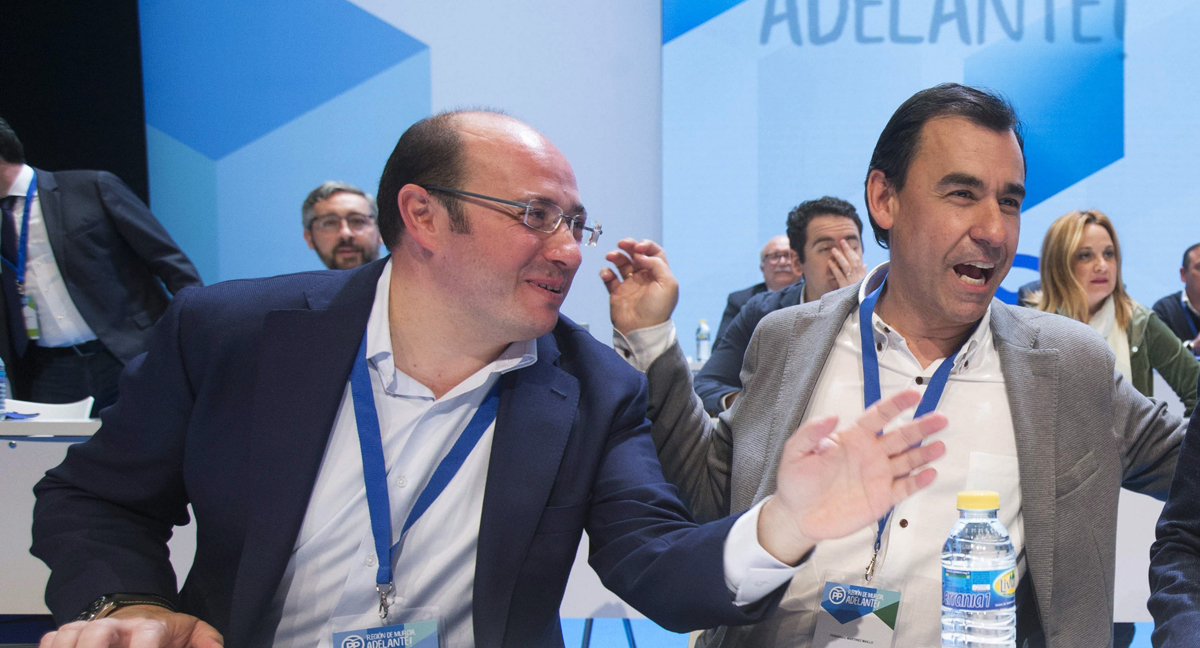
[696,280,804,413]
[32,259,780,647]
[1148,373,1200,646]
[715,282,768,344]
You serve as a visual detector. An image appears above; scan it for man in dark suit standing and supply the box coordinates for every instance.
[32,111,947,648]
[0,118,201,414]
[1151,242,1200,355]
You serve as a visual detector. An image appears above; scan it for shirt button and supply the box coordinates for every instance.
[366,555,377,567]
[396,476,408,488]
[915,377,924,385]
[876,342,883,351]
[899,519,909,528]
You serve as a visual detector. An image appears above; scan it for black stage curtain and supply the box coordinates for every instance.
[0,0,149,202]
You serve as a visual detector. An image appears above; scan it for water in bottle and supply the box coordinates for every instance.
[941,491,1016,647]
[0,356,7,421]
[696,319,711,363]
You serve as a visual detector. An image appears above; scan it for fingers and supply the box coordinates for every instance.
[829,246,851,283]
[788,414,839,455]
[847,389,921,437]
[603,239,673,283]
[878,411,948,457]
[891,467,938,504]
[889,439,946,477]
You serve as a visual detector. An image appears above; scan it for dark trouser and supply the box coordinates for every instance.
[10,340,123,417]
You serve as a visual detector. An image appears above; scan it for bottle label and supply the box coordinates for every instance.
[942,566,1016,610]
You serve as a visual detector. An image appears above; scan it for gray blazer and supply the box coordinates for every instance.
[647,283,1185,648]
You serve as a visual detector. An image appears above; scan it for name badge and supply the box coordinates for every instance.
[812,576,903,648]
[333,620,439,648]
[23,295,39,340]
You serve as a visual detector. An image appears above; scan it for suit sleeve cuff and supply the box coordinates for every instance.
[613,321,677,373]
[723,498,801,606]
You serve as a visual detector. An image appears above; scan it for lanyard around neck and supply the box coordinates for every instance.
[2,169,36,297]
[350,331,501,619]
[856,275,978,580]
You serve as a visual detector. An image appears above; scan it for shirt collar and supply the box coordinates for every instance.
[1183,291,1200,318]
[5,165,34,198]
[365,259,538,400]
[858,260,993,371]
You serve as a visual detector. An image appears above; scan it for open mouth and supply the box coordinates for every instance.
[953,262,996,287]
[531,281,563,295]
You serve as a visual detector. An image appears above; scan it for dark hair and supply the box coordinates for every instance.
[864,83,1024,249]
[376,111,470,249]
[0,118,25,165]
[786,196,862,262]
[1185,242,1200,269]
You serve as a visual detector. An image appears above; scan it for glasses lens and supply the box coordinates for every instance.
[346,216,374,232]
[524,199,562,233]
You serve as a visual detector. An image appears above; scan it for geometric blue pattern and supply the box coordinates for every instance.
[965,1,1124,210]
[662,0,748,44]
[140,0,427,160]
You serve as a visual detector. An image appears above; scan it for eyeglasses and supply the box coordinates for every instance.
[424,186,603,246]
[310,213,375,234]
[762,251,797,264]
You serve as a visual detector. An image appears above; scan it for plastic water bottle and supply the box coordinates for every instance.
[695,319,711,363]
[0,356,8,421]
[941,491,1016,647]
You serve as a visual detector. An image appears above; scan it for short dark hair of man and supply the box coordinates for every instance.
[0,117,26,165]
[376,111,473,249]
[1184,243,1200,269]
[863,83,1025,249]
[786,196,863,262]
[301,181,379,228]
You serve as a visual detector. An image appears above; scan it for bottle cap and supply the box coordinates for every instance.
[957,490,1000,510]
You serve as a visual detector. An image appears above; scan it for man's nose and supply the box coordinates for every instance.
[971,202,1008,249]
[545,220,583,268]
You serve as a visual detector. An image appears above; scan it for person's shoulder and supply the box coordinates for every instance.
[743,279,804,314]
[1152,291,1183,313]
[174,266,369,327]
[755,282,855,339]
[991,301,1110,356]
[727,282,766,305]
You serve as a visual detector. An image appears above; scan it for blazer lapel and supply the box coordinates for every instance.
[225,263,382,645]
[753,285,861,506]
[990,303,1058,628]
[472,333,577,648]
[33,169,68,268]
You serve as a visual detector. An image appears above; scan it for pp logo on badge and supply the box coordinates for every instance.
[340,635,365,648]
[829,586,847,604]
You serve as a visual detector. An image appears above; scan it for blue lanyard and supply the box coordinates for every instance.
[350,331,501,619]
[1182,293,1199,341]
[2,169,35,301]
[857,275,977,580]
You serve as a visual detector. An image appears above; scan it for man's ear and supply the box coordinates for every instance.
[866,169,897,232]
[397,184,441,251]
[303,228,315,250]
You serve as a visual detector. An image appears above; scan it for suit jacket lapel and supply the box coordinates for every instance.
[226,262,383,645]
[990,303,1058,628]
[33,169,68,269]
[473,332,576,648]
[753,285,861,506]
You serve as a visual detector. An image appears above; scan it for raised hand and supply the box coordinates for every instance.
[601,238,679,335]
[757,390,947,564]
[39,607,222,648]
[829,239,868,289]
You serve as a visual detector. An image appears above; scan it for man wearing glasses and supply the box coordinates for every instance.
[32,111,947,648]
[715,235,802,344]
[302,181,383,270]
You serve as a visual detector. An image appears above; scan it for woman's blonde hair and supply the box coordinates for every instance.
[1034,209,1131,329]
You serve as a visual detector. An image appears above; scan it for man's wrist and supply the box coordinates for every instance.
[756,496,816,566]
[76,593,176,621]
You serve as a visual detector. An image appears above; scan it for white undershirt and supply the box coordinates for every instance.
[271,261,795,648]
[618,262,1025,646]
[3,165,97,346]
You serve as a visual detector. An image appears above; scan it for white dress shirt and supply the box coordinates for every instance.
[617,263,1025,646]
[3,164,97,346]
[271,261,795,648]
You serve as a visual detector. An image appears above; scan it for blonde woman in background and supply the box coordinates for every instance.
[1033,209,1198,415]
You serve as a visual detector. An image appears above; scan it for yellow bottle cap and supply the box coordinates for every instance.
[957,491,1000,510]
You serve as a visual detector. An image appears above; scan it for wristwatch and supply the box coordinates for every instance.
[75,593,176,621]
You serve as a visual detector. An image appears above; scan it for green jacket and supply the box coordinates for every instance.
[1130,301,1199,416]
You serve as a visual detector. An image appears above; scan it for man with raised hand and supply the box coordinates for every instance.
[32,111,948,648]
[606,84,1184,647]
